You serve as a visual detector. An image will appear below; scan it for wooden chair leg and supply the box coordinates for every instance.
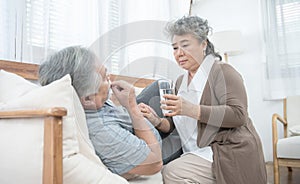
[274,157,280,184]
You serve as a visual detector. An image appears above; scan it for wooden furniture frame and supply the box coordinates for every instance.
[0,59,155,184]
[272,98,300,184]
[0,108,66,184]
[0,60,155,87]
[0,60,67,184]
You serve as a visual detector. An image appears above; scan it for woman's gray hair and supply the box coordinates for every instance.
[165,16,222,60]
[39,46,101,98]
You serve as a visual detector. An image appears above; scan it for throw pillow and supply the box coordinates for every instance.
[0,71,127,184]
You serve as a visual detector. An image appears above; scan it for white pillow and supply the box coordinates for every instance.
[1,73,79,157]
[0,112,44,183]
[290,125,300,136]
[0,70,128,184]
[0,70,38,102]
[134,87,145,96]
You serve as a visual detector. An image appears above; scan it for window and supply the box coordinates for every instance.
[0,0,18,60]
[0,0,188,81]
[0,0,99,63]
[262,0,300,99]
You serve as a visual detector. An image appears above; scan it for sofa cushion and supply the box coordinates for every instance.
[289,125,300,136]
[0,112,44,183]
[0,70,39,103]
[128,172,163,184]
[1,72,79,157]
[277,136,300,159]
[0,70,127,184]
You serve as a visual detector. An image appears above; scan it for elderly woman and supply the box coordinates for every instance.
[39,46,162,180]
[139,16,267,184]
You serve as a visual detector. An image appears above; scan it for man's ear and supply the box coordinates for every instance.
[80,95,96,110]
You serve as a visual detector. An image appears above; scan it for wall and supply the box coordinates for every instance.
[192,0,282,161]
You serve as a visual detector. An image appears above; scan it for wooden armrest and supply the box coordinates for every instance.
[272,113,288,159]
[272,113,288,161]
[272,113,287,126]
[272,113,288,141]
[110,74,155,88]
[0,107,67,184]
[0,107,67,119]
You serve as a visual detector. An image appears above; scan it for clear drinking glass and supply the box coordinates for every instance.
[158,79,174,115]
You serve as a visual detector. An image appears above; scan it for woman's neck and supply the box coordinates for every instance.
[188,67,199,84]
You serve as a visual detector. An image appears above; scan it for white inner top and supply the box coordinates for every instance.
[173,55,215,162]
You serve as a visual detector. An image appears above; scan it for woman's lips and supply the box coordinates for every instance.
[179,59,187,65]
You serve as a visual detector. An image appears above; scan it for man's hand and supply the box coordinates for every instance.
[111,80,136,108]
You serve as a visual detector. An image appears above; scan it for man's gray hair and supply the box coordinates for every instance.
[39,46,101,98]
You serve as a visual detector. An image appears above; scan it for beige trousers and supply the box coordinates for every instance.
[162,153,216,184]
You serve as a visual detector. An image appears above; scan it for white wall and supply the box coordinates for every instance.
[192,0,283,161]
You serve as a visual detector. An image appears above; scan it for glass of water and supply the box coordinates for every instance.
[158,79,174,115]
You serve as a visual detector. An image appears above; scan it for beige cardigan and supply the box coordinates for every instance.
[175,60,267,184]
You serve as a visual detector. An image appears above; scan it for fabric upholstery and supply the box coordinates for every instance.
[0,70,127,184]
[277,136,300,159]
[289,125,300,136]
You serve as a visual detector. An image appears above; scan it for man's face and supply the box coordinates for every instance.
[83,65,110,110]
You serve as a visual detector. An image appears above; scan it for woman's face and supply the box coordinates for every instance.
[172,33,207,73]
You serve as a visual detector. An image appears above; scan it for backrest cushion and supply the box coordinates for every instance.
[287,96,300,136]
[0,70,128,184]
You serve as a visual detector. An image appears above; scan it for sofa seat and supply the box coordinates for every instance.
[129,172,163,184]
[277,136,300,159]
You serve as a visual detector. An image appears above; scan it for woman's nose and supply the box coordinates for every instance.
[176,47,184,56]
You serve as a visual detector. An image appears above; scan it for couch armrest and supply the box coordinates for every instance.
[0,107,67,184]
[272,113,288,163]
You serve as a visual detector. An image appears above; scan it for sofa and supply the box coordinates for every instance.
[0,60,162,184]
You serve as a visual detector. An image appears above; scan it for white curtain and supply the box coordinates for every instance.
[0,0,99,64]
[0,0,189,80]
[0,0,19,61]
[94,0,189,81]
[261,0,300,99]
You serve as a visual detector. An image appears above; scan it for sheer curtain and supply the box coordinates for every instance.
[0,0,19,61]
[0,0,189,81]
[95,0,190,81]
[0,0,99,64]
[261,0,300,99]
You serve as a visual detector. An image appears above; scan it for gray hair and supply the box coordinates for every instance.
[165,16,222,61]
[39,46,101,98]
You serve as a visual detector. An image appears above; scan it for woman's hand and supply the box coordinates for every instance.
[138,103,161,127]
[111,80,136,108]
[161,94,200,119]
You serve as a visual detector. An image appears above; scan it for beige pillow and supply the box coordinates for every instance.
[0,70,38,103]
[0,70,128,184]
[290,125,300,136]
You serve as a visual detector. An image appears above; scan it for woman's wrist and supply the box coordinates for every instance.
[185,103,201,120]
[192,104,201,120]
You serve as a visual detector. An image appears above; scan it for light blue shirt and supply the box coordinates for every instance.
[85,100,161,175]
